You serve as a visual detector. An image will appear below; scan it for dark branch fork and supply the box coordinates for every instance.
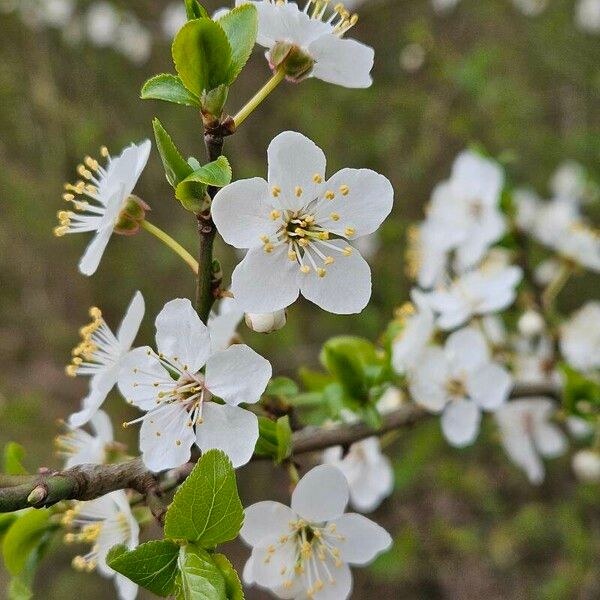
[0,384,559,515]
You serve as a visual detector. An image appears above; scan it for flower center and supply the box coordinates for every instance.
[446,377,466,397]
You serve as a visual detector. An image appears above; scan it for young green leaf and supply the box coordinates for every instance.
[212,554,244,600]
[185,0,209,19]
[172,19,232,98]
[177,545,227,600]
[108,540,181,597]
[255,416,293,463]
[4,443,27,475]
[175,156,232,212]
[164,450,243,547]
[2,510,51,576]
[142,74,201,107]
[152,118,194,188]
[276,415,293,463]
[218,4,259,84]
[266,376,299,399]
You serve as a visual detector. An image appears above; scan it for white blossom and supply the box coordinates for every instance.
[239,0,375,88]
[161,2,187,38]
[512,334,559,387]
[115,17,152,64]
[495,399,567,484]
[67,291,145,428]
[432,0,461,15]
[409,327,512,447]
[54,141,151,276]
[511,0,548,17]
[86,1,120,47]
[56,410,114,469]
[40,0,75,28]
[118,299,272,471]
[550,160,587,201]
[322,437,393,513]
[576,0,600,33]
[240,465,392,599]
[65,491,139,600]
[560,302,600,372]
[423,263,523,330]
[517,309,545,338]
[480,315,507,347]
[207,297,245,353]
[212,131,393,314]
[572,449,600,482]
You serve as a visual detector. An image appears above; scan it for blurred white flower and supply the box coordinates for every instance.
[572,449,600,482]
[409,327,512,447]
[480,315,507,347]
[495,398,567,484]
[550,160,587,201]
[66,491,139,600]
[534,257,561,286]
[162,2,187,38]
[240,465,392,599]
[376,386,404,414]
[514,188,542,232]
[67,291,145,428]
[576,0,600,33]
[511,0,548,17]
[40,0,74,28]
[212,131,393,314]
[512,334,559,387]
[400,43,426,73]
[86,1,119,47]
[554,223,600,272]
[407,220,453,289]
[240,0,375,87]
[432,0,461,15]
[322,437,393,513]
[567,416,594,439]
[118,299,271,471]
[517,309,545,338]
[115,17,152,64]
[560,302,600,372]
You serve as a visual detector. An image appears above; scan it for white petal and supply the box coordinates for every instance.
[299,242,371,314]
[196,404,258,468]
[309,35,374,88]
[309,560,353,600]
[115,574,138,600]
[240,501,296,547]
[350,455,394,513]
[207,301,244,353]
[155,298,211,373]
[231,245,300,312]
[117,347,173,410]
[450,150,504,207]
[291,465,349,522]
[248,540,298,590]
[242,556,255,585]
[315,169,393,238]
[467,363,513,411]
[116,291,145,350]
[330,513,392,565]
[267,131,326,212]
[140,405,195,472]
[533,423,568,459]
[445,327,489,374]
[441,399,481,447]
[408,346,449,412]
[68,366,119,427]
[212,178,280,249]
[78,225,113,276]
[205,345,272,406]
[90,409,114,443]
[104,140,151,199]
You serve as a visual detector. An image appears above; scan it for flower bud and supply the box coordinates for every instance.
[245,310,287,334]
[572,449,600,483]
[518,310,545,337]
[114,195,150,235]
[268,42,315,82]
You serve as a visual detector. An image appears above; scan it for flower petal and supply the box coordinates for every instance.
[90,409,114,443]
[299,242,371,314]
[196,404,258,468]
[78,225,113,276]
[268,131,326,212]
[330,513,392,565]
[248,540,298,590]
[291,465,349,522]
[314,168,393,238]
[205,344,272,406]
[441,399,481,447]
[140,404,195,471]
[445,327,489,374]
[240,501,296,547]
[533,423,568,458]
[212,178,280,249]
[115,574,138,600]
[116,291,145,350]
[309,35,374,89]
[68,365,119,427]
[467,363,513,411]
[155,298,211,373]
[408,346,448,412]
[231,245,300,312]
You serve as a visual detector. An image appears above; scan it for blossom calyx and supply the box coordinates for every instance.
[268,42,315,82]
[245,310,287,333]
[114,195,150,236]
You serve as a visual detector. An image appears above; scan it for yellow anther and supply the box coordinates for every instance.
[260,234,270,243]
[283,580,293,589]
[324,256,334,265]
[300,265,311,274]
[318,232,330,240]
[313,173,323,183]
[330,212,340,221]
[84,156,99,170]
[264,243,274,253]
[295,186,303,198]
[271,186,281,197]
[155,431,161,437]
[63,193,75,202]
[100,146,109,157]
[339,184,350,195]
[270,209,281,220]
[325,190,335,200]
[89,306,102,319]
[317,268,327,278]
[53,225,68,237]
[298,238,309,247]
[65,364,78,377]
[288,251,297,261]
[176,440,182,446]
[294,227,306,237]
[316,580,324,591]
[344,226,356,237]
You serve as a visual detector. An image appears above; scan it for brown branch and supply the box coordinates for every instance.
[0,383,560,515]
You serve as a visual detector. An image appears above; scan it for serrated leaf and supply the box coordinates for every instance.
[213,554,244,600]
[4,443,27,475]
[164,450,243,546]
[108,540,181,597]
[2,510,51,576]
[218,5,258,84]
[185,0,209,19]
[177,545,226,600]
[173,19,232,98]
[153,118,194,188]
[142,74,200,107]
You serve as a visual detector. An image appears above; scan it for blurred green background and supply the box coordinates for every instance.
[1,0,600,597]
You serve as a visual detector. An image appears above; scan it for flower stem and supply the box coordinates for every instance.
[542,259,572,311]
[141,220,199,275]
[233,68,286,128]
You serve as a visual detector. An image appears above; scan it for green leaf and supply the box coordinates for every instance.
[4,443,27,475]
[108,540,181,597]
[2,510,51,576]
[276,416,293,463]
[561,363,600,415]
[175,156,231,212]
[213,554,244,600]
[153,118,194,188]
[255,416,293,463]
[172,19,232,98]
[164,450,243,546]
[142,74,200,107]
[8,576,32,600]
[185,0,209,19]
[218,5,258,84]
[266,377,299,399]
[177,545,226,600]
